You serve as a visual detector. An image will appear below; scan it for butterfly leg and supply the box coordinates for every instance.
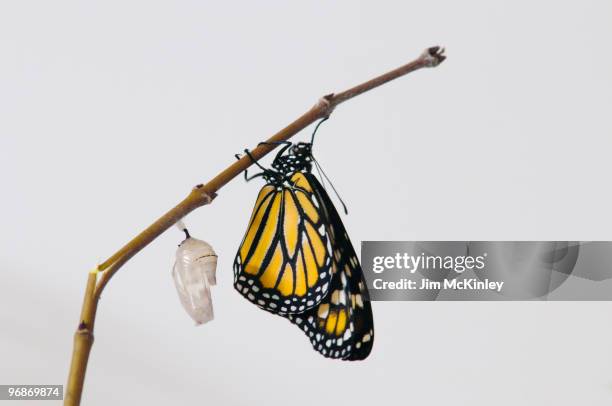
[235,150,268,181]
[257,141,293,163]
[234,153,249,181]
[241,148,279,182]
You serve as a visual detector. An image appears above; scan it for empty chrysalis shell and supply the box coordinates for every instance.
[172,237,218,325]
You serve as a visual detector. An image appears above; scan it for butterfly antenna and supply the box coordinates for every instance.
[313,156,326,189]
[312,156,348,215]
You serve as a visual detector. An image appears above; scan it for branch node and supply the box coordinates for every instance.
[421,46,446,67]
[192,185,216,205]
[316,94,335,117]
[75,323,94,341]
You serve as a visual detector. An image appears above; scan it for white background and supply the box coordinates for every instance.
[2,1,612,405]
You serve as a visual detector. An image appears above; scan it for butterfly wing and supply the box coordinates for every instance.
[288,173,374,361]
[234,175,333,314]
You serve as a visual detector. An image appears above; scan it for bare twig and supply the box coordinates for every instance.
[64,46,445,406]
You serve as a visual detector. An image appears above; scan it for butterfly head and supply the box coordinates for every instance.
[269,142,313,181]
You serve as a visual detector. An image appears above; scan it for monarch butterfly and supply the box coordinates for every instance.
[233,120,374,360]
